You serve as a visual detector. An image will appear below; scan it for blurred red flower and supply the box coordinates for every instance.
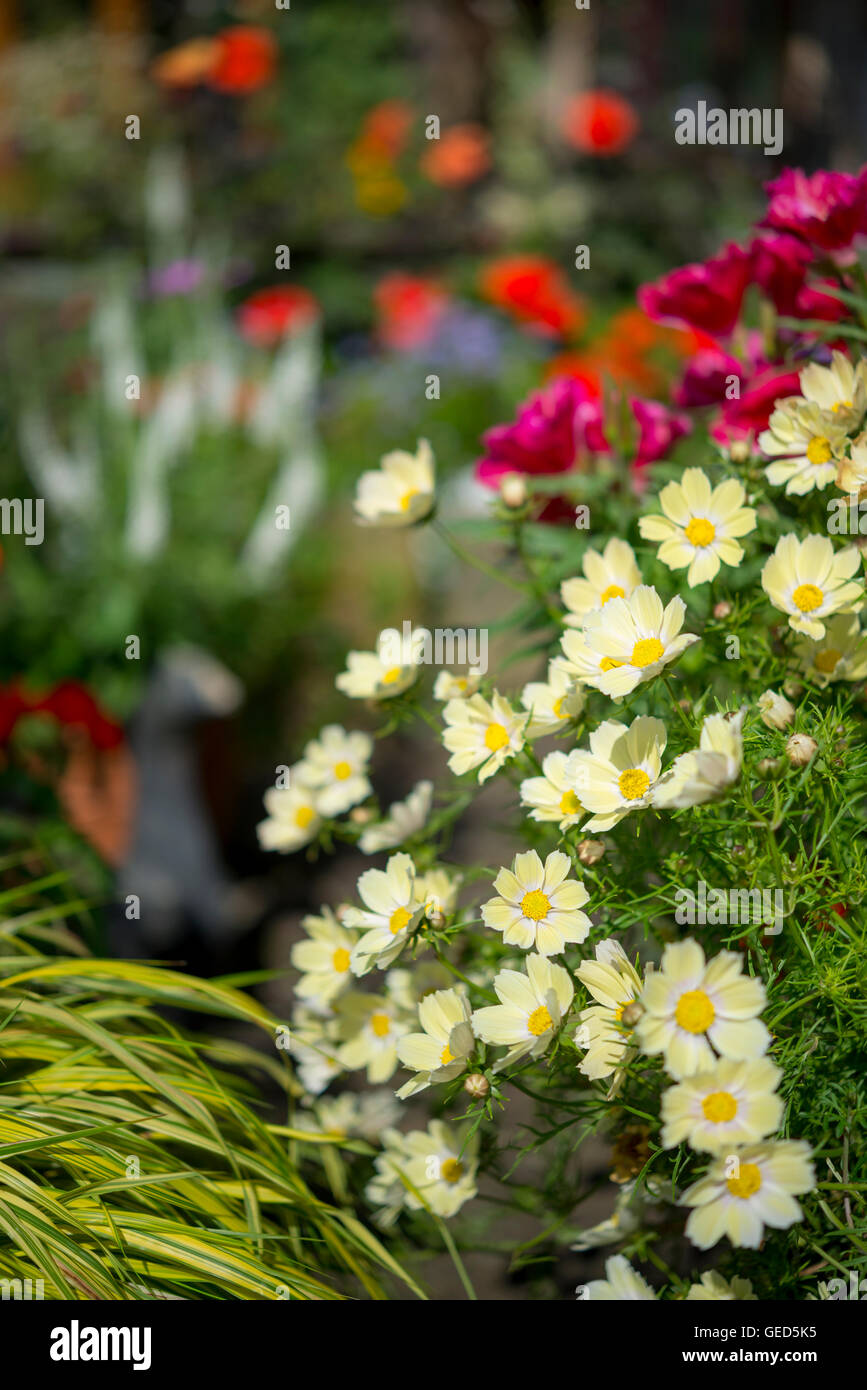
[237,286,319,347]
[479,255,585,338]
[209,26,277,94]
[420,124,491,187]
[355,100,414,162]
[374,272,450,350]
[638,243,752,337]
[0,680,124,751]
[563,90,638,156]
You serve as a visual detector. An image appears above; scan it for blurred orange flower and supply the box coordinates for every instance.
[374,272,449,350]
[356,100,414,162]
[209,26,277,94]
[237,286,319,347]
[479,255,585,339]
[420,124,491,187]
[151,38,219,90]
[563,89,638,156]
[549,308,707,397]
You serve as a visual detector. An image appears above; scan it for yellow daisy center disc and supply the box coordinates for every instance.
[702,1090,738,1124]
[727,1162,762,1199]
[389,906,412,935]
[814,647,841,673]
[381,665,403,684]
[371,1012,391,1037]
[527,1004,553,1036]
[600,583,625,604]
[441,1158,464,1184]
[521,889,551,921]
[675,989,715,1034]
[618,767,650,800]
[560,790,582,815]
[685,516,716,547]
[333,760,352,780]
[440,1044,454,1066]
[332,948,351,973]
[484,721,509,752]
[806,435,832,465]
[399,487,419,510]
[792,583,824,613]
[295,806,316,828]
[631,637,665,668]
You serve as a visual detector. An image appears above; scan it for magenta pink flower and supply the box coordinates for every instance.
[761,167,867,259]
[674,345,745,408]
[475,376,608,487]
[710,364,802,445]
[637,243,752,337]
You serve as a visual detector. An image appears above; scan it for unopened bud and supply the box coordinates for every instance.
[786,733,817,767]
[677,698,691,714]
[713,600,732,619]
[350,806,374,824]
[577,837,605,866]
[620,1000,644,1027]
[782,677,804,700]
[729,440,751,464]
[464,1073,489,1099]
[756,756,786,780]
[758,688,795,730]
[499,473,527,509]
[425,904,446,930]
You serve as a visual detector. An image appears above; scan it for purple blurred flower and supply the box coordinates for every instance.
[147,259,206,298]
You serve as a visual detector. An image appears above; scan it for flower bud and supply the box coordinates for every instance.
[786,733,817,767]
[350,806,374,824]
[758,688,795,730]
[756,756,786,780]
[729,440,751,464]
[620,1001,644,1027]
[577,837,605,866]
[425,904,446,930]
[713,599,732,619]
[499,473,527,509]
[464,1073,489,1099]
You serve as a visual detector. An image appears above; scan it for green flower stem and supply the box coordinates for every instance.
[433,519,530,595]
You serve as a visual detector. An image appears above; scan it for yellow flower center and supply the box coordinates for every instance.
[685,516,716,548]
[727,1162,762,1199]
[399,487,419,510]
[389,906,412,935]
[552,696,565,718]
[295,805,316,829]
[806,435,832,465]
[484,722,510,752]
[332,948,351,973]
[440,1157,464,1184]
[702,1090,738,1124]
[831,400,853,414]
[527,1004,553,1036]
[333,760,352,780]
[814,647,841,673]
[381,665,403,684]
[370,1012,391,1037]
[600,656,623,671]
[618,767,650,800]
[600,583,626,604]
[792,583,824,613]
[440,1044,454,1065]
[631,637,665,668]
[521,889,551,921]
[675,989,715,1034]
[559,790,582,815]
[613,999,633,1023]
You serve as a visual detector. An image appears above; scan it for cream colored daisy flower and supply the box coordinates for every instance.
[761,533,863,640]
[482,850,591,956]
[566,715,667,832]
[291,907,359,1006]
[414,865,461,923]
[582,1255,656,1301]
[561,538,642,627]
[652,709,745,810]
[836,435,867,494]
[335,991,413,1084]
[798,349,867,431]
[578,586,699,698]
[635,939,769,1080]
[472,953,574,1070]
[661,1056,784,1154]
[519,749,586,830]
[395,1120,480,1219]
[294,1089,401,1143]
[758,399,848,495]
[256,778,322,853]
[287,1006,344,1096]
[794,612,867,686]
[686,1272,757,1301]
[682,1140,815,1250]
[336,630,424,700]
[442,690,526,783]
[432,669,483,701]
[638,468,756,586]
[301,724,373,816]
[343,852,425,975]
[395,987,474,1097]
[520,659,586,738]
[354,438,435,526]
[575,939,644,1097]
[359,780,433,854]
